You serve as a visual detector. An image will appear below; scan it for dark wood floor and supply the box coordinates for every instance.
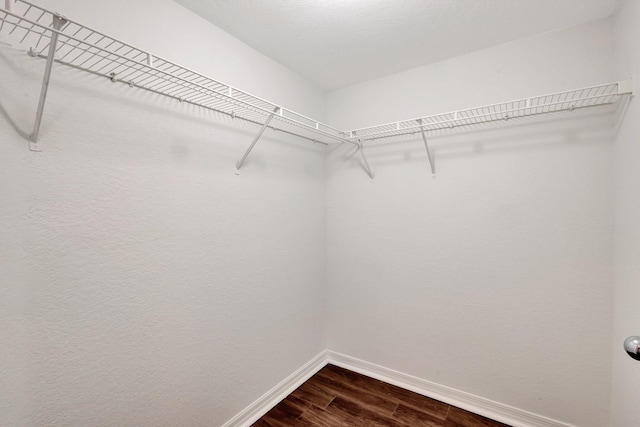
[252,364,511,427]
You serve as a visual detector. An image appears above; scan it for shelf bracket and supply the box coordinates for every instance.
[29,13,67,151]
[236,106,280,171]
[357,140,374,180]
[417,119,435,176]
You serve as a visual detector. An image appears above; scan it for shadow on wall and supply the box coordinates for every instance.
[0,48,33,141]
[0,45,323,162]
[2,39,623,179]
[331,105,620,176]
[0,96,30,141]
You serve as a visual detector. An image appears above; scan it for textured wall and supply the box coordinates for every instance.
[326,19,615,130]
[173,0,618,91]
[611,1,640,426]
[325,20,615,427]
[0,1,326,426]
[45,0,326,121]
[1,2,633,426]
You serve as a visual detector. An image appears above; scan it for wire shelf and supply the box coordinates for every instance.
[347,82,631,143]
[0,0,633,177]
[0,0,348,145]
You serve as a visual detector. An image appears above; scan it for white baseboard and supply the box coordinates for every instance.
[325,351,575,427]
[223,349,576,427]
[221,350,330,427]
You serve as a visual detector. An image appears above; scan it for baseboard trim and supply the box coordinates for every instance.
[325,351,575,427]
[221,350,329,427]
[223,349,576,427]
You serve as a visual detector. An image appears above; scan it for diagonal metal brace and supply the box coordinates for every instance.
[30,13,67,151]
[357,140,374,180]
[417,118,435,176]
[236,106,280,170]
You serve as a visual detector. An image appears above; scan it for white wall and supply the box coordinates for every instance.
[0,1,326,426]
[325,19,615,427]
[2,2,632,426]
[611,1,640,426]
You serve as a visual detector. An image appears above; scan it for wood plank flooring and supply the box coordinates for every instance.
[252,364,511,427]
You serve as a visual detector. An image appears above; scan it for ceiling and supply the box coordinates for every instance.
[174,0,620,91]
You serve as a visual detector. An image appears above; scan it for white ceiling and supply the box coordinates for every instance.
[174,0,620,91]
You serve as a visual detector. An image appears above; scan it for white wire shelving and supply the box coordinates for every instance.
[0,0,634,178]
[0,0,352,169]
[345,81,633,175]
[347,82,629,142]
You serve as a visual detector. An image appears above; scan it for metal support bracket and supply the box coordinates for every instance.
[235,106,280,172]
[358,140,374,180]
[30,13,67,151]
[417,119,435,176]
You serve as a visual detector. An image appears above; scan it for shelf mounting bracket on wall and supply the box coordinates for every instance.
[1,1,350,148]
[357,139,374,180]
[0,1,633,174]
[235,106,280,172]
[417,118,435,176]
[29,12,67,151]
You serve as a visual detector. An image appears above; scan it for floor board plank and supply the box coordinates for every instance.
[392,403,446,426]
[289,381,335,409]
[298,404,360,426]
[327,396,406,427]
[310,370,398,416]
[251,364,512,427]
[443,406,511,427]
